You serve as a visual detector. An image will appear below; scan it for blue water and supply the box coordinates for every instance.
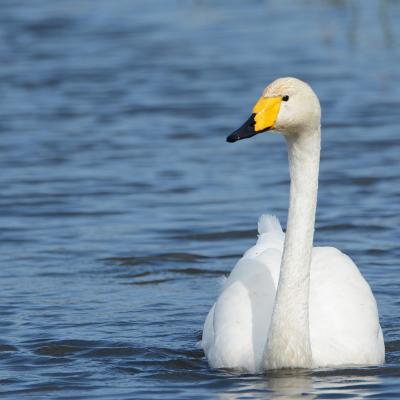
[1,0,400,398]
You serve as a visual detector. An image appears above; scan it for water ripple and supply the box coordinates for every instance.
[1,0,399,399]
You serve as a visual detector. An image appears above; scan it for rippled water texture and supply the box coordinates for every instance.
[1,0,400,398]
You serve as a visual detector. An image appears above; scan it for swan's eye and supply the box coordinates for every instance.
[282,95,289,102]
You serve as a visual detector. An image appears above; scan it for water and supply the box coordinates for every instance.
[1,0,399,398]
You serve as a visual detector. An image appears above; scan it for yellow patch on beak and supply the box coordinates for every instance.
[252,96,282,132]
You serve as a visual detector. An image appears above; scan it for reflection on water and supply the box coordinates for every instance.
[268,372,315,400]
[0,0,400,399]
[215,370,384,400]
[312,369,383,399]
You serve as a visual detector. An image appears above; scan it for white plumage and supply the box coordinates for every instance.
[202,215,384,372]
[202,77,385,372]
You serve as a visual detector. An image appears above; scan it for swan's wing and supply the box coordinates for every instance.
[310,247,385,366]
[202,214,284,371]
[203,277,255,371]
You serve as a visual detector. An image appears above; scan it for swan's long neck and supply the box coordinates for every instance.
[265,127,321,369]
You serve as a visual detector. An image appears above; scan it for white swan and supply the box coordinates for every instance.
[202,77,385,372]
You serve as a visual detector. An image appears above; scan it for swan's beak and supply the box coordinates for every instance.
[226,96,282,143]
[226,114,258,143]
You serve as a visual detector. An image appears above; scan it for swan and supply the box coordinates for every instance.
[201,77,385,372]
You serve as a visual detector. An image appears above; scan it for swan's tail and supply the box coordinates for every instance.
[244,214,285,258]
[258,214,282,236]
[256,214,285,250]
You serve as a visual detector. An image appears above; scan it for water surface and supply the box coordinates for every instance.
[1,1,400,398]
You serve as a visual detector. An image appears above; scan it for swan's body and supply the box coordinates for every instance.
[202,77,385,372]
[202,215,384,371]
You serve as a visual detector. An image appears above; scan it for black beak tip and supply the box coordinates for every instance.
[226,133,239,143]
[226,114,259,144]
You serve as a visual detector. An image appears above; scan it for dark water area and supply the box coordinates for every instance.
[1,0,400,398]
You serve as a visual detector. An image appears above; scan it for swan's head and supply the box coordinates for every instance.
[227,77,321,142]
